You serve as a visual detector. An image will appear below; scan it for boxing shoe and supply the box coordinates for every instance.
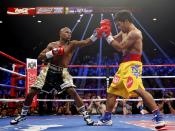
[83,111,94,125]
[10,115,26,125]
[93,112,112,126]
[152,114,166,129]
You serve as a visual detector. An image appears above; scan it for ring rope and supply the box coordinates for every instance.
[68,64,175,68]
[0,98,175,102]
[0,84,25,89]
[72,76,175,79]
[0,51,26,66]
[76,88,175,91]
[0,66,26,77]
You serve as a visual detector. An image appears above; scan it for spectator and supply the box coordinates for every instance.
[136,97,149,115]
[87,96,106,115]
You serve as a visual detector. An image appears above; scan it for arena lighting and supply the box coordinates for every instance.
[71,14,84,32]
[37,20,42,23]
[153,18,157,21]
[111,13,118,33]
[132,15,173,63]
[98,13,104,66]
[77,19,81,23]
[97,13,104,89]
[0,20,3,24]
[70,14,93,64]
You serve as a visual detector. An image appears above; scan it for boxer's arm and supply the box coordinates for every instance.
[113,31,122,41]
[71,28,101,48]
[112,31,123,52]
[71,38,93,48]
[37,42,54,61]
[110,31,140,50]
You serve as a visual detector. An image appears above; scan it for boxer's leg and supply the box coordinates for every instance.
[134,88,165,129]
[10,88,40,125]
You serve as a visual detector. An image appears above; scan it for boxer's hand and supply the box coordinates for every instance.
[100,19,111,27]
[101,26,114,44]
[90,28,102,42]
[101,25,111,37]
[100,19,114,44]
[46,47,64,59]
[52,47,64,55]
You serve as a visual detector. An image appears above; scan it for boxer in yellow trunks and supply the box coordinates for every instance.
[94,10,165,129]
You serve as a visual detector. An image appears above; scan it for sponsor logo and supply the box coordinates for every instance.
[127,76,133,88]
[65,7,93,14]
[113,75,120,83]
[36,7,64,14]
[131,65,140,78]
[28,62,37,69]
[7,8,35,15]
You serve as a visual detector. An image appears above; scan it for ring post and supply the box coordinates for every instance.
[26,58,37,107]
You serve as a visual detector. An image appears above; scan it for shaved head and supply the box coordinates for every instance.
[59,27,72,44]
[59,27,72,34]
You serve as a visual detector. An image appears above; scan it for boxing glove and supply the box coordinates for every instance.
[100,19,114,44]
[46,47,64,59]
[90,28,103,42]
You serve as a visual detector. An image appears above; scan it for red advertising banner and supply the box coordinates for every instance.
[26,58,37,107]
[7,7,36,15]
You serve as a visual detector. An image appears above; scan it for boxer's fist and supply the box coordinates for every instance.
[52,47,64,56]
[90,28,103,42]
[46,47,64,59]
[96,28,103,38]
[100,19,112,37]
[100,19,111,27]
[100,19,114,44]
[101,25,111,37]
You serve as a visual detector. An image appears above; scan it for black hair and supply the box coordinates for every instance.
[114,10,133,23]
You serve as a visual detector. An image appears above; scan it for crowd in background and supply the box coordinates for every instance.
[0,55,175,118]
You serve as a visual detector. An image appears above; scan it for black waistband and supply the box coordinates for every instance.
[49,64,63,72]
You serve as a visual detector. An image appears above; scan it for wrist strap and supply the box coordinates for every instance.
[90,34,97,42]
[106,35,114,44]
[46,50,53,59]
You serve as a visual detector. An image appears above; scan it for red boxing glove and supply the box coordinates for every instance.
[100,19,112,37]
[96,28,103,38]
[100,19,114,44]
[101,25,111,37]
[100,19,111,27]
[52,47,64,56]
[90,27,103,42]
[46,47,64,59]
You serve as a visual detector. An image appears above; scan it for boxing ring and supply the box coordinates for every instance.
[0,51,175,131]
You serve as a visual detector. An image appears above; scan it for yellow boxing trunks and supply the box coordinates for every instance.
[107,54,144,98]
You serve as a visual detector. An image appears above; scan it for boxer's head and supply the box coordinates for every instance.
[59,27,72,43]
[114,10,133,33]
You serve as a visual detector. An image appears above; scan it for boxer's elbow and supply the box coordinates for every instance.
[37,53,46,61]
